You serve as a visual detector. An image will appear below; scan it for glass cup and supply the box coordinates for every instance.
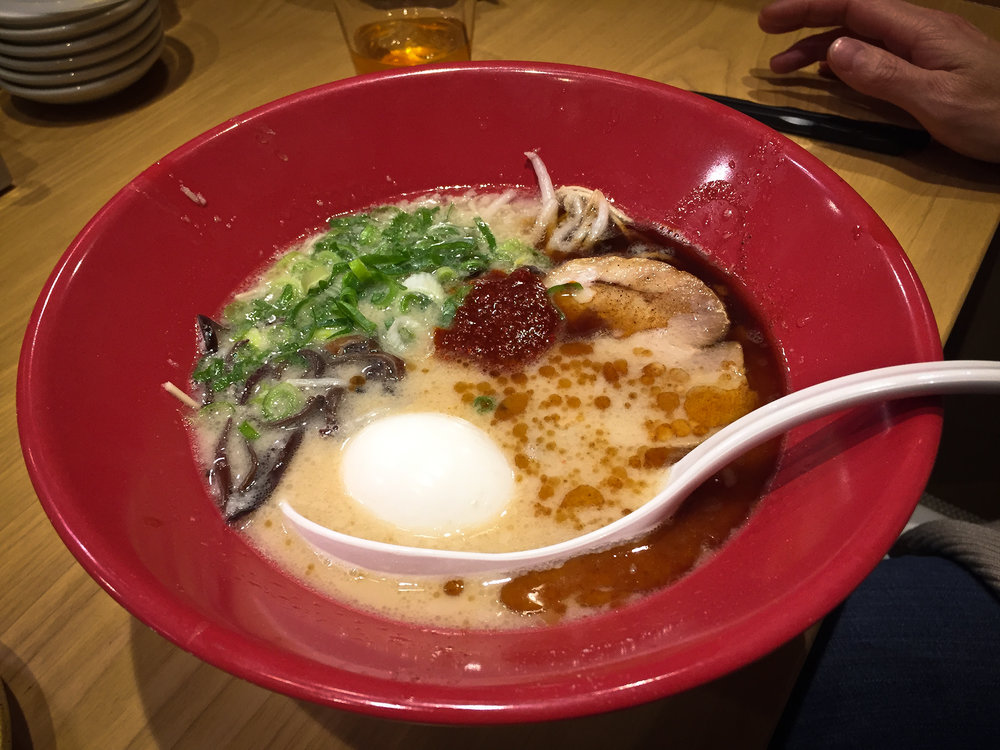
[332,0,476,75]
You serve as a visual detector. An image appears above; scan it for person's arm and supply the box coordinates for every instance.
[758,0,1000,162]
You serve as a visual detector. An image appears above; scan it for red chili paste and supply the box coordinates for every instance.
[434,267,563,371]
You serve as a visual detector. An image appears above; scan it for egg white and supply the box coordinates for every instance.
[340,412,515,537]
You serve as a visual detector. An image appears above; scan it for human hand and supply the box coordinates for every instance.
[758,0,1000,162]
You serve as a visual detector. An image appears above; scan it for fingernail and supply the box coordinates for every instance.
[829,37,864,74]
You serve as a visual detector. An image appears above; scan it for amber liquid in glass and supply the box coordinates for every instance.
[350,16,471,73]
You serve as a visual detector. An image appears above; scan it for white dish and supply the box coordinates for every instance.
[0,5,159,71]
[0,32,161,102]
[0,23,159,86]
[0,0,143,43]
[0,0,124,28]
[0,0,154,58]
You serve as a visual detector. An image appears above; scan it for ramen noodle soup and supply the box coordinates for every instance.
[182,155,781,628]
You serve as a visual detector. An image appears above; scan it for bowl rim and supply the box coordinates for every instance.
[17,60,942,724]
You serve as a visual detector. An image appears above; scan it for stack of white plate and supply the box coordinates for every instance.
[0,0,164,104]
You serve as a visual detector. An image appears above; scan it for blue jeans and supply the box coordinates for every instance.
[770,555,1000,750]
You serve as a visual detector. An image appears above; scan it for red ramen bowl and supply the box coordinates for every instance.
[17,62,941,723]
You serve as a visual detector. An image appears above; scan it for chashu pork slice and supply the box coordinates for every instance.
[544,255,730,347]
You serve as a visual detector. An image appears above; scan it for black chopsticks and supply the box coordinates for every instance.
[695,92,930,156]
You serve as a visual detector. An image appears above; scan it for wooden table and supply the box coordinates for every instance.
[2,1,998,747]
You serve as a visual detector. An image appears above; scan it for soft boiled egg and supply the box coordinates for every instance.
[340,412,515,537]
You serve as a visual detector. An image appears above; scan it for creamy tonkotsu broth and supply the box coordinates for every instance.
[185,156,780,628]
[277,335,750,552]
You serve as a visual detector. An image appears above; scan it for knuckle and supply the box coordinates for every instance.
[867,52,905,86]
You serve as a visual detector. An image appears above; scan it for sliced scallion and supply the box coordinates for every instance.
[473,395,496,413]
[237,420,261,441]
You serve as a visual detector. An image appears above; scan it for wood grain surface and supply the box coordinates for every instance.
[1,1,997,748]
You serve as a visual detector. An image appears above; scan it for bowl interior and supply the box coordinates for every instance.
[18,62,941,723]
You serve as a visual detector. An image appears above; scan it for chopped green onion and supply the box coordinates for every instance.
[198,401,235,419]
[348,258,374,284]
[473,395,496,413]
[435,266,457,284]
[475,216,497,251]
[547,281,584,296]
[261,383,305,421]
[399,291,431,313]
[195,204,524,397]
[237,420,261,441]
[335,299,377,334]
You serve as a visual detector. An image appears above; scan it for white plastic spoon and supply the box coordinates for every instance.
[280,360,1000,576]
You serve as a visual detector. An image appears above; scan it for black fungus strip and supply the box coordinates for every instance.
[225,427,305,523]
[296,348,327,378]
[333,351,406,382]
[226,338,250,366]
[207,418,233,509]
[197,315,222,354]
[325,335,379,356]
[238,363,275,405]
[363,351,406,382]
[319,385,346,437]
[236,434,260,494]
